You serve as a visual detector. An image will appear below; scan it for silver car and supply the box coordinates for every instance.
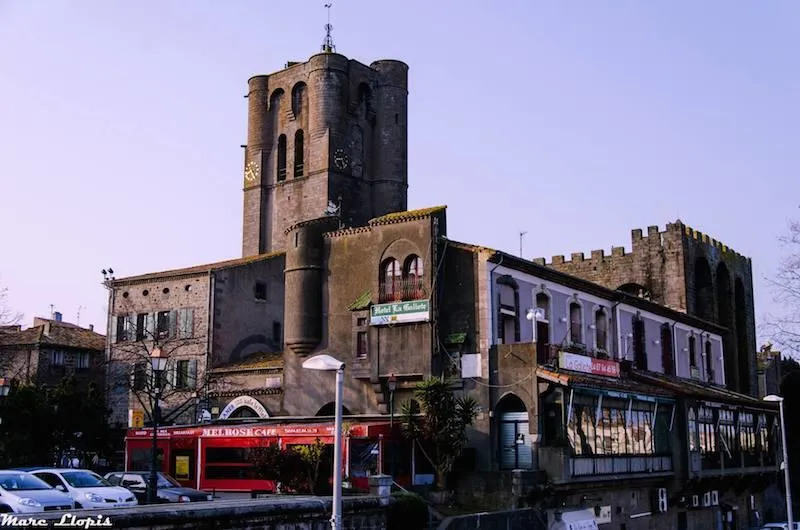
[0,471,74,513]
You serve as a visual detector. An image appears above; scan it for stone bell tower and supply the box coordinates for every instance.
[241,27,409,256]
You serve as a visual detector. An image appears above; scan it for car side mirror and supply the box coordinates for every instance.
[55,485,67,492]
[122,480,136,487]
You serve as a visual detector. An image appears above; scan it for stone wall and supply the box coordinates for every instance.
[32,496,389,530]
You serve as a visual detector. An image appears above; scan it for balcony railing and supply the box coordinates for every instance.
[571,454,672,476]
[379,279,427,303]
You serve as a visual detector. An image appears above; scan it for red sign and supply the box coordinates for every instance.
[559,351,620,378]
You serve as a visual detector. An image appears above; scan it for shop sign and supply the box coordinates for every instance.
[370,300,430,326]
[559,351,620,378]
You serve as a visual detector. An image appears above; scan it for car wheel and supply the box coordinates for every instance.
[0,505,12,513]
[74,502,83,509]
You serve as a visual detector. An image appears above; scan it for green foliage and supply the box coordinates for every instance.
[387,492,428,530]
[250,438,328,494]
[400,377,479,490]
[0,376,113,468]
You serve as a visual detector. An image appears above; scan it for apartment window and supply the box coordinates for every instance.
[705,340,714,382]
[76,352,90,370]
[115,316,129,343]
[175,360,196,390]
[697,406,719,469]
[132,363,147,391]
[136,313,148,341]
[632,316,647,370]
[50,350,65,366]
[380,258,401,302]
[402,255,425,300]
[594,309,608,352]
[156,311,171,340]
[740,412,758,466]
[272,321,281,344]
[660,324,674,376]
[718,409,738,467]
[356,331,368,359]
[255,281,268,301]
[569,303,583,345]
[688,336,697,368]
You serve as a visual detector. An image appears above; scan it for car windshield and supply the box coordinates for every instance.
[0,473,52,491]
[156,473,180,488]
[61,471,111,488]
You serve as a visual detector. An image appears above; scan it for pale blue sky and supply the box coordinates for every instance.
[1,1,798,344]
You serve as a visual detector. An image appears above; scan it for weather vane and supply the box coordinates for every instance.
[322,3,335,53]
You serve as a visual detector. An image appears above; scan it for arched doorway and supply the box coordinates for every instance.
[316,402,352,416]
[496,394,532,470]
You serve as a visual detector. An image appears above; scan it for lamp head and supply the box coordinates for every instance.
[387,373,397,392]
[302,354,345,372]
[150,346,169,372]
[763,394,784,403]
[0,377,9,397]
[526,307,545,321]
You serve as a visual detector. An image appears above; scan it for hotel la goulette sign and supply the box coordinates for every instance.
[370,300,430,326]
[559,351,620,378]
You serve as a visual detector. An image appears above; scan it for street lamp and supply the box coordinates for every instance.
[525,307,545,344]
[764,394,792,528]
[303,354,345,530]
[387,374,397,428]
[148,346,168,505]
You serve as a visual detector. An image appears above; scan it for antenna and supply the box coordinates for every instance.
[519,231,528,258]
[322,3,335,53]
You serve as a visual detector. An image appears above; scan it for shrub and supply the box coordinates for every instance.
[387,492,428,530]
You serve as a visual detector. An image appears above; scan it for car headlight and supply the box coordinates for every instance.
[206,494,213,501]
[18,498,42,508]
[85,493,104,503]
[178,495,191,503]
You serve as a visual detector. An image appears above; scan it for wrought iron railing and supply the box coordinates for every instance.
[379,278,427,303]
[571,454,673,476]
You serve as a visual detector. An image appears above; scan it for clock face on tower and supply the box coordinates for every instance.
[333,148,350,170]
[244,160,260,183]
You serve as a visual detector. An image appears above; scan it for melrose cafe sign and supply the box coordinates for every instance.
[370,300,430,326]
[559,351,620,378]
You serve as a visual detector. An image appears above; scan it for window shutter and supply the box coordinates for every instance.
[126,315,135,340]
[188,359,198,389]
[147,313,156,339]
[169,310,178,339]
[110,317,118,344]
[185,308,194,338]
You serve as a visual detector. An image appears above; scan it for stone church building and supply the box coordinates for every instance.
[105,40,779,530]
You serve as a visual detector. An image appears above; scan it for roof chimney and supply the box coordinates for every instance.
[54,312,62,322]
[44,322,51,336]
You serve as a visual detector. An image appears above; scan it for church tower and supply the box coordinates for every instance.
[241,34,409,256]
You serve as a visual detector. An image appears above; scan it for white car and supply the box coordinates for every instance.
[761,524,800,530]
[0,470,74,513]
[29,468,137,509]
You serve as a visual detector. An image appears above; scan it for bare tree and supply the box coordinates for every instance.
[766,219,800,357]
[0,282,22,326]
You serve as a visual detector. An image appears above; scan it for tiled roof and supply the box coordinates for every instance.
[347,290,372,311]
[0,320,105,351]
[368,205,446,226]
[209,351,284,374]
[111,251,285,284]
[536,367,674,398]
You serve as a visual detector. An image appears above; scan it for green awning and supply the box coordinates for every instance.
[347,290,372,311]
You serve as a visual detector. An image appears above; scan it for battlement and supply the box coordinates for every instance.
[533,220,747,266]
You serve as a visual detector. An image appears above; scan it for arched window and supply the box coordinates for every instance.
[277,134,287,181]
[380,258,401,302]
[403,255,424,300]
[294,130,304,177]
[569,302,583,345]
[535,292,550,322]
[594,309,608,352]
[291,82,306,117]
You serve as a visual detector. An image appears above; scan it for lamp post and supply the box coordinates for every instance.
[387,373,398,479]
[303,354,345,530]
[526,308,545,361]
[764,394,792,528]
[149,346,168,505]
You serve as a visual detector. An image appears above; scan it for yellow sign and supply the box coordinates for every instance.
[130,410,144,428]
[175,456,190,480]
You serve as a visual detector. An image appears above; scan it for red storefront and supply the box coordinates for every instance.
[125,420,414,492]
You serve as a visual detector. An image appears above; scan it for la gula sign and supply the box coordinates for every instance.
[559,351,620,378]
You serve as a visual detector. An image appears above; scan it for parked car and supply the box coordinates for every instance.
[761,524,800,530]
[0,470,74,513]
[104,471,213,504]
[28,468,137,509]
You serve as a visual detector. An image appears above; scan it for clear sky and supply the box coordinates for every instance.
[1,1,798,345]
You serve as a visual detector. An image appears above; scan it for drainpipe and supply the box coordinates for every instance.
[206,271,215,416]
[488,255,504,471]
